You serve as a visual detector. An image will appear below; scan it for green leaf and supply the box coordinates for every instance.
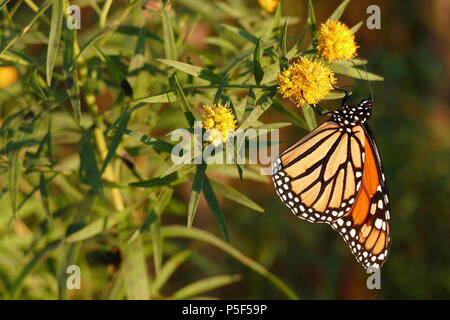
[203,177,230,242]
[204,37,238,54]
[170,75,196,127]
[240,90,277,130]
[46,0,64,86]
[39,173,52,222]
[328,0,350,21]
[172,274,241,300]
[101,114,130,175]
[331,64,384,81]
[187,163,207,228]
[272,101,309,129]
[0,0,11,11]
[209,178,264,212]
[95,46,125,82]
[74,29,112,62]
[221,24,259,44]
[161,226,299,300]
[280,19,288,56]
[63,30,81,124]
[134,92,177,104]
[66,209,129,242]
[162,9,178,60]
[119,128,175,154]
[220,38,279,76]
[270,2,282,40]
[158,59,223,83]
[302,105,317,130]
[253,36,264,85]
[8,240,61,299]
[306,0,318,46]
[127,187,173,244]
[151,250,192,297]
[129,172,179,188]
[350,21,364,34]
[78,127,103,195]
[0,1,52,58]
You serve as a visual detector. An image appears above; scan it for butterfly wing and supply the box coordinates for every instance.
[329,123,391,269]
[272,121,366,223]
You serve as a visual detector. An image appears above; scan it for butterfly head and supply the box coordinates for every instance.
[331,99,372,127]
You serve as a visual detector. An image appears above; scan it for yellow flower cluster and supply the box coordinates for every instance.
[317,20,359,61]
[277,57,337,106]
[202,104,237,146]
[258,0,279,14]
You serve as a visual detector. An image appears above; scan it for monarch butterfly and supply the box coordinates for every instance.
[272,96,390,270]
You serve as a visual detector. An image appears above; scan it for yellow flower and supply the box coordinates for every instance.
[0,66,19,89]
[202,104,237,146]
[317,20,359,61]
[277,57,337,106]
[258,0,279,14]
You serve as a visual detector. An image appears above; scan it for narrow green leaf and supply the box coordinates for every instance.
[78,127,103,195]
[0,0,11,11]
[253,37,264,85]
[187,163,207,228]
[270,2,282,40]
[129,172,178,188]
[9,240,61,299]
[172,274,241,300]
[127,187,173,244]
[134,92,177,104]
[8,140,22,216]
[350,21,364,34]
[158,59,223,83]
[221,24,259,44]
[0,1,52,58]
[162,9,178,60]
[280,19,288,57]
[151,250,192,297]
[240,90,277,130]
[209,178,264,212]
[151,218,163,278]
[203,177,229,242]
[204,37,238,54]
[221,38,280,76]
[66,209,129,242]
[161,226,299,299]
[306,0,318,46]
[213,77,228,105]
[302,105,317,130]
[39,173,52,222]
[101,113,130,174]
[63,30,81,124]
[328,0,350,21]
[272,101,309,129]
[119,128,175,154]
[74,28,112,62]
[95,46,125,82]
[46,0,64,86]
[240,89,256,124]
[332,64,384,81]
[170,75,196,127]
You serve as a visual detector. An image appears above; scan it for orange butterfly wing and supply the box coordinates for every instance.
[272,121,365,223]
[329,125,391,269]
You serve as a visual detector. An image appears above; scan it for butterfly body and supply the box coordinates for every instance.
[272,99,390,269]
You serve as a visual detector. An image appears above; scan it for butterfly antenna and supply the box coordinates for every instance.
[351,59,374,103]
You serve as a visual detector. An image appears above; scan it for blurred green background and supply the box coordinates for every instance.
[0,0,449,299]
